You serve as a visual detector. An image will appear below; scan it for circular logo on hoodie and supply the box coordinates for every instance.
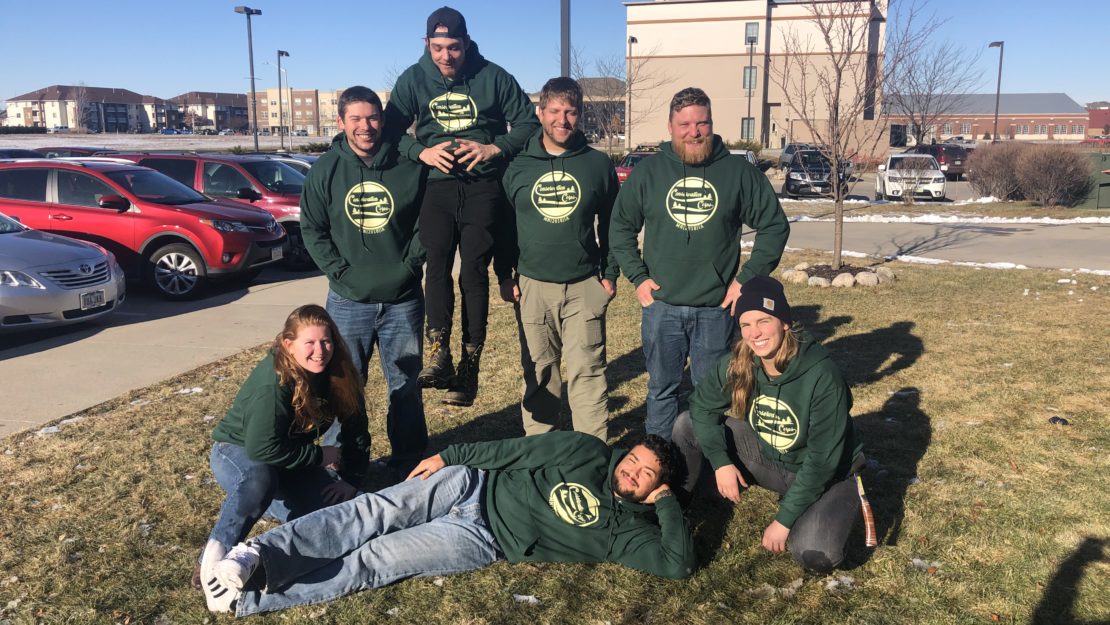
[665,177,718,230]
[748,394,800,452]
[344,181,394,234]
[429,92,478,132]
[530,171,581,223]
[548,482,600,527]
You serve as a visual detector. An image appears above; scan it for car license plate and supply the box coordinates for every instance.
[80,290,105,310]
[272,247,284,261]
[954,160,962,165]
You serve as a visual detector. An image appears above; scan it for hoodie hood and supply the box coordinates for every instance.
[520,128,590,160]
[331,132,398,171]
[659,134,730,167]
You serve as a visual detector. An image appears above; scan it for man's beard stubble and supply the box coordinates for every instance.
[674,137,712,165]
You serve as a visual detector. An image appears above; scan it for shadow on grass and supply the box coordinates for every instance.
[1030,536,1109,625]
[848,387,931,557]
[825,320,924,386]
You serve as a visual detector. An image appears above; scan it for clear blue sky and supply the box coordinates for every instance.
[1,0,1105,105]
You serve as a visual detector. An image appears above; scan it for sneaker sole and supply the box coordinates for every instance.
[441,397,474,407]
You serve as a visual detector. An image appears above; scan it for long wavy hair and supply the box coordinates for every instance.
[272,304,363,433]
[727,319,801,418]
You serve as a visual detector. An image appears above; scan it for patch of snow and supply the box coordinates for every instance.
[952,261,1028,270]
[794,213,1110,225]
[512,594,543,606]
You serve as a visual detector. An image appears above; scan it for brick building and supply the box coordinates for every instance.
[888,93,1088,144]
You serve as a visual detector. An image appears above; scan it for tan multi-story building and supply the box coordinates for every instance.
[247,87,390,138]
[169,92,248,132]
[4,85,179,133]
[626,0,887,149]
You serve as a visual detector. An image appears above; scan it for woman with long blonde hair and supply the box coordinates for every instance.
[198,304,369,610]
[672,276,865,574]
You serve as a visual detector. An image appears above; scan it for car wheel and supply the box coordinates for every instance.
[147,243,206,300]
[281,223,316,271]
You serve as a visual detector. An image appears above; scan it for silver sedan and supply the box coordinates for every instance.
[0,212,126,331]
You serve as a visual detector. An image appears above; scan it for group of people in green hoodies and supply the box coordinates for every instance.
[197,4,871,617]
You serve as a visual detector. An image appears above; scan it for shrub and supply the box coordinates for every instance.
[0,126,47,135]
[724,139,762,156]
[1015,145,1094,207]
[228,145,246,155]
[301,141,331,153]
[967,142,1025,201]
[982,132,991,140]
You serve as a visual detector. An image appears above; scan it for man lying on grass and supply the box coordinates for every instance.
[200,431,694,615]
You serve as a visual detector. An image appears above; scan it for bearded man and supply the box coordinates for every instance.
[608,87,790,440]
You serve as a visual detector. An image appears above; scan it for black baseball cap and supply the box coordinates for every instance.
[426,6,467,39]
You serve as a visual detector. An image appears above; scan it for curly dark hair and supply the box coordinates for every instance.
[635,434,687,488]
[668,87,711,120]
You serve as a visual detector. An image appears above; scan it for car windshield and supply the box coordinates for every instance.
[891,157,938,171]
[795,151,829,167]
[241,160,305,194]
[0,213,26,234]
[622,153,652,168]
[105,169,208,205]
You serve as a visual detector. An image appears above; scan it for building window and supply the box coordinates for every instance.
[270,100,276,106]
[1033,124,1045,134]
[741,117,755,140]
[1072,124,1085,134]
[294,98,301,104]
[743,66,757,93]
[960,122,971,135]
[271,112,277,118]
[306,98,313,104]
[1055,124,1067,134]
[942,122,952,135]
[745,22,759,45]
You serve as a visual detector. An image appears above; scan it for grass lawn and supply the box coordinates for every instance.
[1,252,1107,624]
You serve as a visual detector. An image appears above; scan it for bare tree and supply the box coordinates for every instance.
[769,0,936,269]
[887,41,983,146]
[572,46,675,152]
[71,84,91,132]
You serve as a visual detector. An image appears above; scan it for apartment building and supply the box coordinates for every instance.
[888,93,1089,144]
[169,92,248,132]
[625,0,887,148]
[247,88,390,137]
[4,85,179,133]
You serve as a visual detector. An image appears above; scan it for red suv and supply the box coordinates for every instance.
[904,143,968,180]
[113,153,311,269]
[0,159,285,299]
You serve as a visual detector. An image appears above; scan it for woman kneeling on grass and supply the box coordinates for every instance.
[199,304,370,610]
[673,276,866,574]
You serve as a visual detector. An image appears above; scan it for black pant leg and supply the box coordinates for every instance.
[419,180,461,335]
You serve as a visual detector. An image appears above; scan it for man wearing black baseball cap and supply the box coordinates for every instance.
[385,6,539,408]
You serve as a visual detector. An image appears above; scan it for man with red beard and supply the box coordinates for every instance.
[609,87,789,441]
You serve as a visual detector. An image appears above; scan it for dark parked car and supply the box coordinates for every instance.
[0,149,45,159]
[778,143,815,170]
[0,159,285,299]
[903,143,968,180]
[781,150,847,199]
[36,147,116,158]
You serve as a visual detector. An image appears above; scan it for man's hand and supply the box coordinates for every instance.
[645,483,671,505]
[419,140,456,174]
[635,279,660,307]
[761,520,791,553]
[454,139,502,172]
[600,278,616,300]
[320,479,359,505]
[719,279,743,315]
[499,278,520,303]
[406,453,446,480]
[714,464,749,503]
[320,445,341,470]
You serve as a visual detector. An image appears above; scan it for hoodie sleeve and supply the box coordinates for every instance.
[596,163,621,281]
[774,368,851,528]
[490,69,540,158]
[609,169,650,287]
[611,494,695,579]
[492,168,519,283]
[736,168,790,284]
[299,158,351,283]
[383,70,425,164]
[440,431,606,471]
[688,355,738,470]
[402,167,428,272]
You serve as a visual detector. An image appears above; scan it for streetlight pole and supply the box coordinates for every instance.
[989,41,1004,141]
[235,6,262,152]
[560,0,570,78]
[745,35,756,141]
[626,35,637,150]
[277,50,289,150]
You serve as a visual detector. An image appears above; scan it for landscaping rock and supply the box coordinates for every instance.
[875,267,896,283]
[856,272,879,286]
[780,269,809,284]
[808,277,831,288]
[793,262,810,271]
[832,273,856,287]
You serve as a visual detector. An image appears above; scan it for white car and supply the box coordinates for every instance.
[876,154,946,201]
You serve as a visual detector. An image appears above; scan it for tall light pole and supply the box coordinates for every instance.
[560,0,570,77]
[235,6,262,151]
[626,35,637,149]
[745,35,756,141]
[989,41,1004,141]
[277,50,289,150]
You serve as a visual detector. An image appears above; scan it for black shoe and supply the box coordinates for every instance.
[443,343,483,407]
[418,329,454,389]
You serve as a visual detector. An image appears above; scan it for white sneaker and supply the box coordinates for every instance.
[199,540,238,613]
[215,543,261,591]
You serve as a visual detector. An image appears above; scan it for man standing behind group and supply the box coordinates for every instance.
[300,86,428,475]
[609,87,789,440]
[385,6,539,407]
[496,77,619,440]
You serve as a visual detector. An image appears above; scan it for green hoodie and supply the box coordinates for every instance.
[496,129,619,284]
[689,333,862,528]
[212,352,371,482]
[300,133,427,304]
[609,136,789,306]
[440,431,694,579]
[384,41,539,180]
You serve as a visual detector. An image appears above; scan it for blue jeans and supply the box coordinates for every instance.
[641,300,736,439]
[235,466,501,616]
[326,290,426,464]
[207,442,344,549]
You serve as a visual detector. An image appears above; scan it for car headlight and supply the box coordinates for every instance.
[0,270,45,289]
[200,218,251,233]
[788,172,806,180]
[932,177,946,184]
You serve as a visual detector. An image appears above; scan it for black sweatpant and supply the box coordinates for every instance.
[419,176,503,345]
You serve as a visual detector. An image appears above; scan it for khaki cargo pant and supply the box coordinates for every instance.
[515,275,611,440]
